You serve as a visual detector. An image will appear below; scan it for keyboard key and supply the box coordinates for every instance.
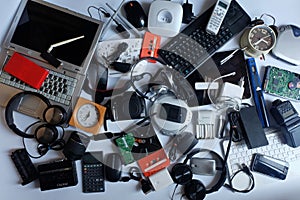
[0,69,77,106]
[158,0,251,78]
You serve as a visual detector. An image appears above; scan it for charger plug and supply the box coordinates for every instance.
[182,0,194,24]
[219,82,244,100]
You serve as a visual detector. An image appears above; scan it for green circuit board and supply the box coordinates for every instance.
[115,133,135,165]
[263,66,300,101]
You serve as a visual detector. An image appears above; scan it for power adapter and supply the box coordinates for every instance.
[182,0,194,24]
[239,106,269,149]
[219,82,244,100]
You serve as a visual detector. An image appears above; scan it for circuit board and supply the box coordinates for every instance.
[114,133,135,165]
[263,66,300,101]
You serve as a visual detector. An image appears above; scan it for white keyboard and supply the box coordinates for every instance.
[223,129,300,175]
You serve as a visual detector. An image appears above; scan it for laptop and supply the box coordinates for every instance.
[0,0,103,118]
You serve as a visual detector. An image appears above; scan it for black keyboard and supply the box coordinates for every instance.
[158,0,251,78]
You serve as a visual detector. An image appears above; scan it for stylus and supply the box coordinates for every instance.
[47,35,85,52]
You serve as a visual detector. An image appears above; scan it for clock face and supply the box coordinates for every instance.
[249,26,276,51]
[76,103,100,127]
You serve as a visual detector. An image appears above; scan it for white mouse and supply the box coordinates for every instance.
[272,24,300,65]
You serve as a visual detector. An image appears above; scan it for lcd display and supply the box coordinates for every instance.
[159,103,187,123]
[10,1,99,66]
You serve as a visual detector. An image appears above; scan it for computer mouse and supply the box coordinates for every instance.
[124,1,147,28]
[105,153,122,182]
[271,24,300,65]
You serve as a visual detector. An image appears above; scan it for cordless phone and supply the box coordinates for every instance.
[81,151,105,193]
[206,0,232,35]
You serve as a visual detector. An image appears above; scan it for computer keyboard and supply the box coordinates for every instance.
[223,129,300,175]
[0,70,77,106]
[158,0,251,78]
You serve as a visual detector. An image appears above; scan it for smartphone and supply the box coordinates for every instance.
[250,153,289,180]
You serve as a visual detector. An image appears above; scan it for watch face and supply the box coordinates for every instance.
[249,25,276,51]
[76,103,100,127]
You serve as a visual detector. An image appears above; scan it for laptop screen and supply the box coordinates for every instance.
[10,0,100,67]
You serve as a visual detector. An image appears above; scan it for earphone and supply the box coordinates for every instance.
[170,148,227,200]
[5,91,67,157]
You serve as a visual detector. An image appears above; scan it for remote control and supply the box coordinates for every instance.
[81,151,105,193]
[206,0,232,35]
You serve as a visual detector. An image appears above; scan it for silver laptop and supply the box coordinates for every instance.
[0,0,103,117]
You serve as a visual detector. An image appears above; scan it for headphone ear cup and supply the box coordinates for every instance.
[171,163,193,185]
[35,124,58,145]
[43,105,67,125]
[184,179,206,200]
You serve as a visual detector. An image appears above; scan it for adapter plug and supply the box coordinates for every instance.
[182,0,194,24]
[219,82,244,100]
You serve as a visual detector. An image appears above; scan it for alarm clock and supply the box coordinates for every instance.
[240,16,278,58]
[69,97,106,134]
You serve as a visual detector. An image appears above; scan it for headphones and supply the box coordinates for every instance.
[170,148,227,200]
[5,91,67,153]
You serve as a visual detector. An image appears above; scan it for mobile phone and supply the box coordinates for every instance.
[250,153,289,180]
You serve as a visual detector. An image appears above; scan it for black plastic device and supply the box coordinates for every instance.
[81,151,105,193]
[239,106,269,149]
[158,0,251,78]
[182,0,194,24]
[37,160,78,191]
[105,153,123,182]
[270,99,300,147]
[270,99,299,125]
[159,103,187,123]
[250,153,289,180]
[124,1,148,28]
[11,149,39,185]
[63,131,90,161]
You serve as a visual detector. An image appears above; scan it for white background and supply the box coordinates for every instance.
[0,0,300,200]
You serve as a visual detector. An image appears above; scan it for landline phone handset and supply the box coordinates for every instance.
[206,0,232,35]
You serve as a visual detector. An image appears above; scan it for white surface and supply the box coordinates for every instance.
[0,0,300,200]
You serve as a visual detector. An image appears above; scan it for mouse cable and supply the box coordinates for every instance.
[87,6,110,20]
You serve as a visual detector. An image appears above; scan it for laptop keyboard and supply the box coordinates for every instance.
[0,70,77,106]
[158,0,251,78]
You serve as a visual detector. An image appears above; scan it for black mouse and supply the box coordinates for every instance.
[124,1,147,28]
[105,153,122,182]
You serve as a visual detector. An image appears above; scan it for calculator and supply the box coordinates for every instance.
[81,151,105,193]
